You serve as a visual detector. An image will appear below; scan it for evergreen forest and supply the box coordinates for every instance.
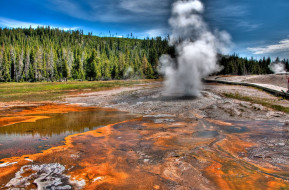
[0,27,288,82]
[0,27,170,82]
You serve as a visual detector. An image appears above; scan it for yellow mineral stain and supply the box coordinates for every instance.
[206,118,233,126]
[10,104,111,116]
[0,116,49,127]
[216,134,255,155]
[0,104,118,128]
[205,161,231,189]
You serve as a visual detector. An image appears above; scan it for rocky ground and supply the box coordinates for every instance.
[65,81,289,122]
[208,74,289,88]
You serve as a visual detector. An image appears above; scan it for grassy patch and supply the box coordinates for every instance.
[279,186,289,190]
[223,93,289,114]
[0,80,151,102]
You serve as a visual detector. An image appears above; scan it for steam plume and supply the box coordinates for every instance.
[159,0,231,96]
[269,62,287,74]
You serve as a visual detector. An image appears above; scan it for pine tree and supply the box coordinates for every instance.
[118,53,126,78]
[142,54,154,79]
[103,59,111,80]
[3,51,10,82]
[62,59,69,81]
[79,52,86,80]
[91,59,101,80]
[17,49,24,82]
[133,52,143,78]
[10,47,16,81]
[47,47,55,81]
[66,49,74,79]
[24,48,30,81]
[34,47,44,81]
[110,55,119,79]
[29,48,36,81]
[86,49,98,80]
[101,52,111,80]
[0,49,3,81]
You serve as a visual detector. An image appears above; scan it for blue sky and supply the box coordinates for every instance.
[0,0,288,59]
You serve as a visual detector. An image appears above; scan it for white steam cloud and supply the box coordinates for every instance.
[269,62,287,74]
[159,0,231,96]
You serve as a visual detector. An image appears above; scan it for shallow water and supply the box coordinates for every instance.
[0,108,135,159]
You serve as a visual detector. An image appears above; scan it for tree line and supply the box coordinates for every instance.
[0,27,171,82]
[0,27,288,82]
[218,54,289,75]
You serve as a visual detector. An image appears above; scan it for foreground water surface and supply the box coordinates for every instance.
[0,104,135,159]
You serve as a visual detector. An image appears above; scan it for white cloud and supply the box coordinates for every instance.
[49,0,91,21]
[235,21,261,32]
[144,28,168,38]
[206,4,248,18]
[248,38,289,54]
[0,17,79,31]
[206,2,260,31]
[49,0,171,23]
[119,0,170,14]
[0,17,39,28]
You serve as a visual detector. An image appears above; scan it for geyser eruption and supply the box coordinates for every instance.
[159,0,231,96]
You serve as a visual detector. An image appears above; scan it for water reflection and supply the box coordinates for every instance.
[0,109,135,159]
